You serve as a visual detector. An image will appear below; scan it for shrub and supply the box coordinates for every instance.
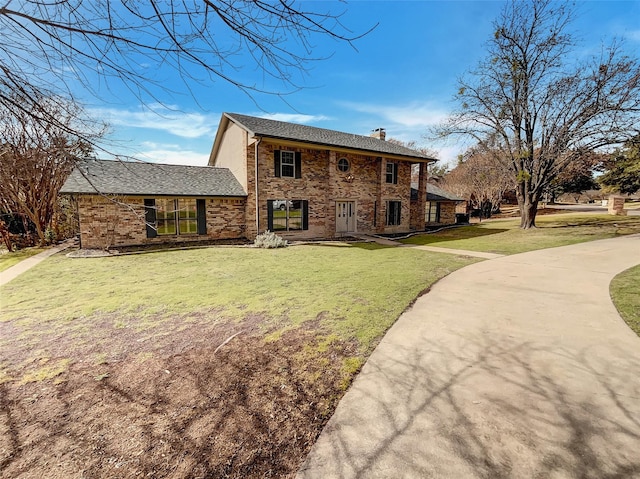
[254,230,288,249]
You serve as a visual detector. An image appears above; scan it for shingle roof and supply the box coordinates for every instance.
[60,159,247,197]
[224,113,436,161]
[411,183,464,201]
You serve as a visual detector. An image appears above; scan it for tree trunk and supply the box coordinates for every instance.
[519,197,539,229]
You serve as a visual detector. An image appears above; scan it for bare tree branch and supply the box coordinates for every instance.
[433,0,640,228]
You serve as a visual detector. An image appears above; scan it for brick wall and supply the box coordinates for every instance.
[246,141,416,239]
[411,200,459,229]
[75,195,246,249]
[438,202,457,225]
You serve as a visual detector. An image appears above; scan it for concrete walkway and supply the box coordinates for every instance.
[0,241,74,287]
[298,235,640,479]
[353,234,504,259]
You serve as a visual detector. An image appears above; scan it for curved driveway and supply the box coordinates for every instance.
[298,235,640,479]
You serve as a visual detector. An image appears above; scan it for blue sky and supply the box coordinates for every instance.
[87,1,640,167]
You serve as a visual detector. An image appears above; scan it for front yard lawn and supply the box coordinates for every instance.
[0,243,476,478]
[401,214,640,255]
[610,264,640,338]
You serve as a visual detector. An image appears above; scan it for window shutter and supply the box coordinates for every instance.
[436,203,441,223]
[144,199,157,238]
[393,163,398,184]
[197,199,207,235]
[295,152,302,179]
[302,200,309,230]
[274,150,281,177]
[267,200,274,231]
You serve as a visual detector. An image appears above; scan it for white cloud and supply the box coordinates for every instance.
[118,142,210,166]
[91,105,219,139]
[341,100,450,129]
[256,112,332,124]
[139,149,209,166]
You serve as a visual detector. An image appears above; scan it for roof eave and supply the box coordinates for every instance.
[61,190,247,197]
[255,135,437,162]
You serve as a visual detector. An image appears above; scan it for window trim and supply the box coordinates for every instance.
[337,157,350,172]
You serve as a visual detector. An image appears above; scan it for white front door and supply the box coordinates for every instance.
[336,201,356,233]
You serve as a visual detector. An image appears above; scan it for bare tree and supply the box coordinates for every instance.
[0,96,97,246]
[436,0,640,228]
[0,1,372,138]
[442,145,513,220]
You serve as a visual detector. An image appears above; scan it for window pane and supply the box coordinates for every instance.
[156,199,176,235]
[288,200,303,230]
[179,219,198,234]
[281,151,295,177]
[177,199,197,234]
[271,200,287,230]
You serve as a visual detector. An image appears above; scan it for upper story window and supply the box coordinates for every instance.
[386,162,398,184]
[337,158,350,172]
[274,150,302,178]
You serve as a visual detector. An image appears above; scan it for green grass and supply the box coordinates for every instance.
[400,214,640,255]
[0,247,47,272]
[0,244,477,371]
[610,264,640,337]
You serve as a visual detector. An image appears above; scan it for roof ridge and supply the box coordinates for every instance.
[224,112,437,161]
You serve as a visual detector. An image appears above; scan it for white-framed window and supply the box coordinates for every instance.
[274,150,301,178]
[281,151,295,177]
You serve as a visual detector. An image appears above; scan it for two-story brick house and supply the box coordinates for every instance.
[61,113,441,249]
[209,113,435,239]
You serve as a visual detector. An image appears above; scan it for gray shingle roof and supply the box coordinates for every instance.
[411,183,464,201]
[225,113,436,161]
[60,159,247,197]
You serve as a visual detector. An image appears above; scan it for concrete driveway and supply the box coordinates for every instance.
[297,235,640,479]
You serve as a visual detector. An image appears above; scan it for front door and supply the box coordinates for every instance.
[336,201,356,233]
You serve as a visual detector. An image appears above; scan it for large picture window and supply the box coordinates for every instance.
[267,199,308,231]
[386,200,401,226]
[144,198,206,238]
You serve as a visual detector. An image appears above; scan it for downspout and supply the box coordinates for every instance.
[73,194,82,249]
[254,136,261,235]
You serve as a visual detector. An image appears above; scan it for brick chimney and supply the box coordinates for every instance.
[370,128,386,141]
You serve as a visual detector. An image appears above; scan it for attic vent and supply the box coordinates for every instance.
[370,128,386,141]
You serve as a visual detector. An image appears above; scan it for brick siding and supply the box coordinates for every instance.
[245,141,418,239]
[74,195,245,249]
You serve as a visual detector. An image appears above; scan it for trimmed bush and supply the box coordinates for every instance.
[254,230,288,249]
